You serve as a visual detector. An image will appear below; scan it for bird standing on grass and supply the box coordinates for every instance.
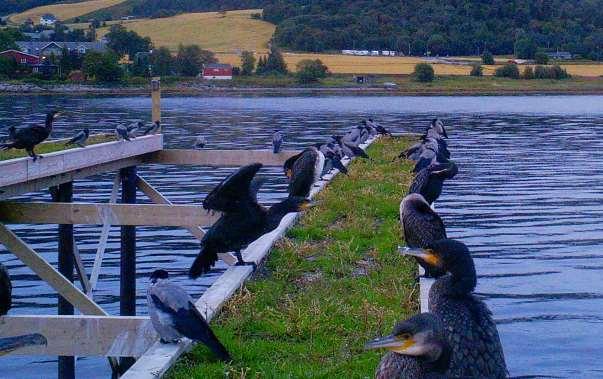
[65,128,90,148]
[400,193,447,277]
[365,313,451,379]
[189,163,313,278]
[147,269,231,361]
[0,111,61,161]
[0,263,11,316]
[142,121,161,135]
[401,239,507,378]
[332,135,370,160]
[115,124,132,141]
[0,334,47,356]
[284,146,325,198]
[272,130,283,153]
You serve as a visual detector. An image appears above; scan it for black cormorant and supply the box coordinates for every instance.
[189,163,312,278]
[272,130,283,153]
[401,239,507,378]
[142,121,161,135]
[409,161,458,205]
[365,313,451,379]
[65,128,89,148]
[0,111,61,161]
[400,193,447,277]
[147,270,231,361]
[0,334,47,356]
[0,263,11,316]
[284,146,325,198]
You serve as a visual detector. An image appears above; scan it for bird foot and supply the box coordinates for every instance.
[235,260,257,270]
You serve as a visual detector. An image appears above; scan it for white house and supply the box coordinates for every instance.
[40,14,57,26]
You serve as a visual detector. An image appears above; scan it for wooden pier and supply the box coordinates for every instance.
[0,80,378,378]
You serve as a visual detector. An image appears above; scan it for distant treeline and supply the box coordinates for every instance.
[0,1,69,16]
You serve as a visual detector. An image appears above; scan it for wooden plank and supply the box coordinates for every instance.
[0,202,220,227]
[148,149,300,167]
[0,134,163,188]
[72,237,91,295]
[0,223,107,316]
[151,77,161,123]
[89,173,121,295]
[0,315,156,357]
[123,136,380,379]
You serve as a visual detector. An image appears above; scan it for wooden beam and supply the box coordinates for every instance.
[0,223,107,316]
[0,315,156,357]
[151,77,161,123]
[148,149,300,167]
[72,237,91,295]
[0,202,220,227]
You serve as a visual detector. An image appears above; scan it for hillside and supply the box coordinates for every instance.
[1,1,73,17]
[9,0,127,24]
[95,9,274,52]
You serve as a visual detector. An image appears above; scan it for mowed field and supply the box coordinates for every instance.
[97,9,275,53]
[9,0,127,24]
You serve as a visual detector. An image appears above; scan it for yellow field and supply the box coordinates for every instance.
[97,9,275,52]
[9,0,127,24]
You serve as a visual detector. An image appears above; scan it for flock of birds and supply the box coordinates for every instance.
[364,119,507,378]
[0,114,507,378]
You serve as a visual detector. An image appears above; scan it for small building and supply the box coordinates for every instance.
[202,63,233,80]
[32,61,58,78]
[546,51,573,60]
[40,14,57,26]
[0,49,40,65]
[22,30,55,41]
[16,41,108,59]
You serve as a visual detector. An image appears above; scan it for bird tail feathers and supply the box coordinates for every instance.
[189,244,217,279]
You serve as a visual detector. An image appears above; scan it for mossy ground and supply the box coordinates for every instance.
[167,136,418,379]
[0,134,115,161]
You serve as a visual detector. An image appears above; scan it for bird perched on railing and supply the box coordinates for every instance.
[6,126,16,141]
[0,334,47,356]
[141,121,161,135]
[194,136,206,149]
[115,124,132,141]
[127,122,140,137]
[65,128,90,148]
[365,313,451,379]
[400,193,447,277]
[0,263,11,316]
[146,269,231,361]
[272,130,283,153]
[189,163,313,278]
[401,239,507,378]
[284,145,325,198]
[409,161,458,205]
[0,111,61,161]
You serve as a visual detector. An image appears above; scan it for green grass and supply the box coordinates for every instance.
[167,136,419,379]
[0,134,115,161]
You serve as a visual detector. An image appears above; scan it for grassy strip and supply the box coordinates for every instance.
[167,136,418,378]
[0,134,116,161]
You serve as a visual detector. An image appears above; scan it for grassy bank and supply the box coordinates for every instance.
[0,134,115,161]
[167,136,418,378]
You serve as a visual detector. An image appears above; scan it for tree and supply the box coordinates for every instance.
[534,51,549,64]
[0,56,18,79]
[413,63,434,82]
[515,37,537,59]
[522,66,534,79]
[150,47,174,76]
[260,46,288,75]
[83,51,123,82]
[296,59,329,83]
[494,63,520,79]
[240,51,256,75]
[482,51,494,65]
[106,25,152,57]
[0,28,23,51]
[175,44,216,76]
[256,55,267,74]
[470,64,483,77]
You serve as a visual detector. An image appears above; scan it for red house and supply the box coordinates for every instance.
[0,50,40,65]
[202,63,233,80]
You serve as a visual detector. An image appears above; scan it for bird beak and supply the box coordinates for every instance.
[285,169,293,179]
[299,200,317,211]
[365,334,415,353]
[398,246,440,267]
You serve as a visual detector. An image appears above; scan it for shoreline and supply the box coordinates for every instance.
[2,82,603,97]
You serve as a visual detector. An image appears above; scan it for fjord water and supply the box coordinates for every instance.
[1,95,602,378]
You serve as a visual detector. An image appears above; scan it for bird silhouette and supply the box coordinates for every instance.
[0,111,61,161]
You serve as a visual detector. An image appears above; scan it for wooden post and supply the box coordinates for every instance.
[151,77,161,124]
[52,182,76,379]
[119,166,137,372]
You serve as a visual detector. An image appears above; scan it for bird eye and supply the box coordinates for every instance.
[399,333,411,340]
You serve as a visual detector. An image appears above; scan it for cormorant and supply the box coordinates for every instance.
[115,124,132,141]
[365,313,451,379]
[332,135,370,160]
[147,270,231,361]
[401,239,507,378]
[284,145,325,198]
[429,119,448,139]
[0,263,11,316]
[194,136,206,149]
[400,193,447,277]
[189,163,313,278]
[0,111,61,161]
[368,118,391,135]
[65,128,89,148]
[409,161,458,205]
[7,126,16,141]
[272,130,283,153]
[142,121,161,135]
[0,334,47,356]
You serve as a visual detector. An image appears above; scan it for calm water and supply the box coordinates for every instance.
[0,95,602,378]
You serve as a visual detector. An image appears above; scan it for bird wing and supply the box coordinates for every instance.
[149,281,193,314]
[66,131,84,145]
[408,169,429,195]
[402,201,446,248]
[288,149,317,198]
[189,227,222,278]
[203,163,263,212]
[0,264,11,316]
[375,352,426,379]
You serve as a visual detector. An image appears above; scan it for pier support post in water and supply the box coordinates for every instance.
[52,182,75,379]
[119,166,137,372]
[151,77,161,125]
